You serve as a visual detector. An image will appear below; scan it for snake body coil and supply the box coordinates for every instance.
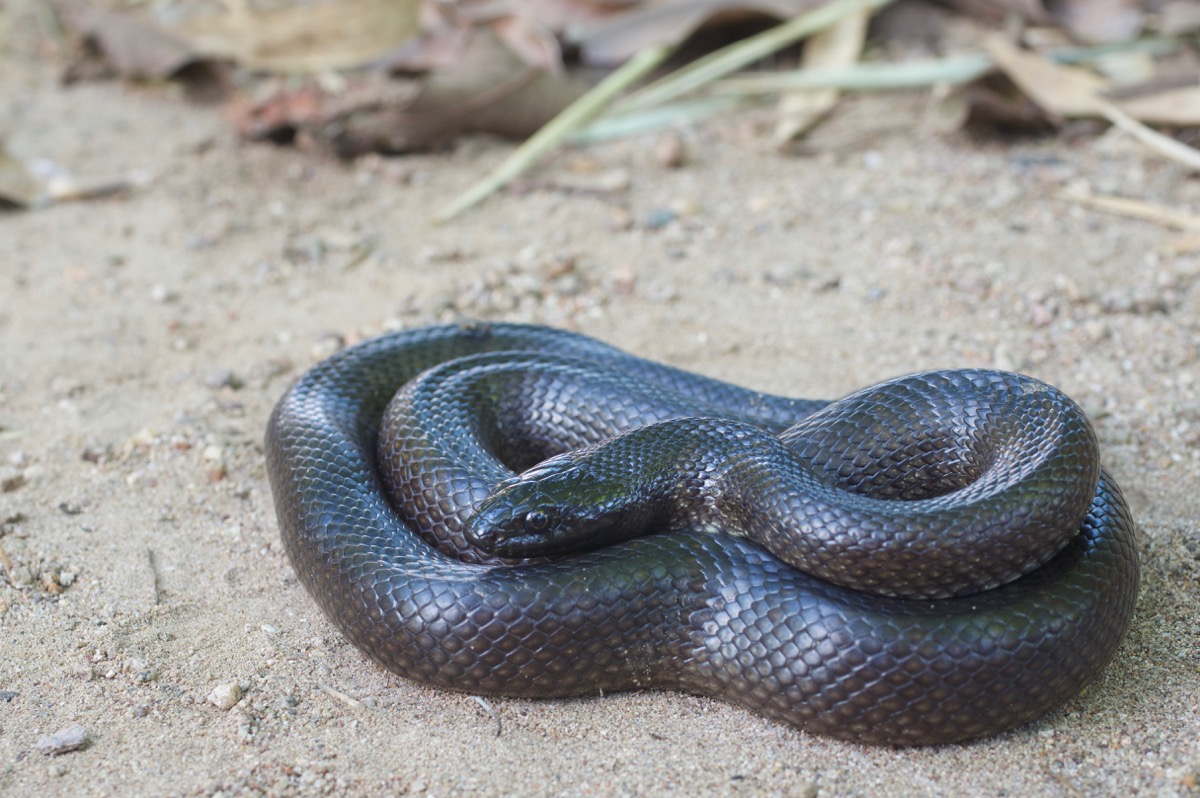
[265,322,1139,745]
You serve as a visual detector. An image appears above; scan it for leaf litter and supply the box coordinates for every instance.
[15,0,1200,225]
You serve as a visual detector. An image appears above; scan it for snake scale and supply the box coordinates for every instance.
[264,322,1139,745]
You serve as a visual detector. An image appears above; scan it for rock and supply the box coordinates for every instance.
[150,284,179,303]
[654,132,688,168]
[0,466,25,493]
[207,682,243,710]
[205,369,244,390]
[37,723,89,755]
[643,208,677,230]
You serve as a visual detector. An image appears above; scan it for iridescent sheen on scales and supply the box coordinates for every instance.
[264,322,1138,745]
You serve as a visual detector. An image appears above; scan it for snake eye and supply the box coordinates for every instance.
[524,510,550,534]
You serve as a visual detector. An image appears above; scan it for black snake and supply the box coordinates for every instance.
[264,322,1139,745]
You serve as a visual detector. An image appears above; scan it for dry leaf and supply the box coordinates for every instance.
[982,33,1106,118]
[571,0,823,66]
[492,14,564,72]
[1052,0,1142,44]
[500,0,638,33]
[385,0,607,75]
[176,0,420,73]
[981,33,1200,172]
[773,9,867,146]
[387,27,589,147]
[937,0,1049,26]
[1116,86,1200,127]
[1091,50,1156,88]
[941,0,1142,43]
[226,79,346,145]
[1160,1,1200,35]
[51,0,226,99]
[959,79,1060,132]
[0,145,40,209]
[235,28,588,156]
[384,6,475,74]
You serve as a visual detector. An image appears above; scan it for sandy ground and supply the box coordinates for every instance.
[2,10,1199,798]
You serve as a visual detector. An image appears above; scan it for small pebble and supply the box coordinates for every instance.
[417,245,467,264]
[68,663,94,680]
[207,682,243,710]
[786,782,819,798]
[0,466,25,493]
[150,284,179,303]
[644,208,677,230]
[7,564,34,588]
[40,571,63,594]
[559,168,630,194]
[205,369,244,391]
[654,132,688,168]
[37,723,89,755]
[608,207,634,231]
[81,447,107,464]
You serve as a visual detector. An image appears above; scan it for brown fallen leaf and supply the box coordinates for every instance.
[373,27,589,151]
[175,0,420,73]
[772,8,867,146]
[50,0,227,100]
[982,33,1108,118]
[225,79,349,146]
[952,77,1060,133]
[385,0,565,74]
[1160,1,1200,35]
[1051,0,1142,44]
[985,35,1200,172]
[492,0,636,34]
[571,0,825,66]
[384,3,475,74]
[937,0,1049,27]
[234,28,588,156]
[941,0,1142,43]
[491,11,565,73]
[1116,85,1200,127]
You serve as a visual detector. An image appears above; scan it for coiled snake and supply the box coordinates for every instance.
[264,322,1138,745]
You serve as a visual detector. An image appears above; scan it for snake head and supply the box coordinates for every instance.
[465,454,630,558]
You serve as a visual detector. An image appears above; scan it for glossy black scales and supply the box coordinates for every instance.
[264,322,1139,745]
